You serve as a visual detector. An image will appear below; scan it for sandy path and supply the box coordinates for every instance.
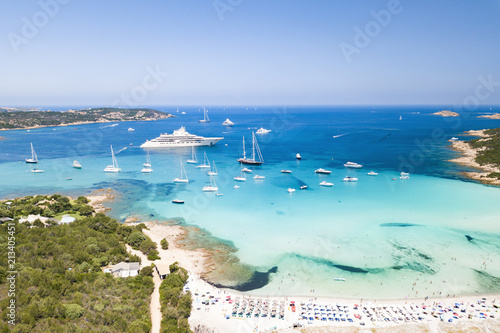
[125,244,162,333]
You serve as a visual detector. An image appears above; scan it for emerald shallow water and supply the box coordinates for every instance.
[1,106,500,299]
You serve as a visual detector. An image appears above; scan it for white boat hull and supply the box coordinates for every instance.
[140,138,223,148]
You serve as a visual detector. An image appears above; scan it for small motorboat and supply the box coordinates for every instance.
[367,171,378,176]
[281,170,292,173]
[73,160,82,169]
[222,118,234,126]
[234,185,240,189]
[344,161,363,168]
[128,128,135,132]
[31,168,44,173]
[300,185,308,190]
[296,153,302,160]
[334,278,346,282]
[343,176,358,182]
[172,199,184,204]
[241,167,252,173]
[319,181,333,187]
[315,168,331,174]
[287,188,296,193]
[256,127,271,134]
[253,175,265,179]
[216,193,223,197]
[400,172,410,179]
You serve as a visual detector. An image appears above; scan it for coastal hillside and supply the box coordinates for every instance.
[0,107,172,130]
[0,195,162,332]
[468,127,500,172]
[450,127,500,184]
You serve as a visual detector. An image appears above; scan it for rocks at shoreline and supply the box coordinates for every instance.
[432,110,460,117]
[449,129,500,185]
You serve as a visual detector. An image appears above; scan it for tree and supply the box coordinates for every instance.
[161,238,169,250]
[76,196,89,204]
[127,232,146,249]
[33,219,45,228]
[140,266,153,277]
[147,249,160,261]
[64,304,84,319]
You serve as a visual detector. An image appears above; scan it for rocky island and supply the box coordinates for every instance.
[432,110,460,117]
[478,113,500,119]
[450,127,500,185]
[0,107,172,130]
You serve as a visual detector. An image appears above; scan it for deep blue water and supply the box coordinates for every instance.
[2,105,500,298]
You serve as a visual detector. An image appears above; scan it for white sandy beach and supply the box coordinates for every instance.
[132,221,500,333]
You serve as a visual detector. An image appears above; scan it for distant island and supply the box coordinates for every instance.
[432,110,460,117]
[0,107,172,130]
[450,127,500,185]
[478,113,500,119]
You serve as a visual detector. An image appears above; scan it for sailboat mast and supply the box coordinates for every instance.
[242,136,246,159]
[251,132,256,161]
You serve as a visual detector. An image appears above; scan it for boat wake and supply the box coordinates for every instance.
[115,147,128,154]
[332,132,352,139]
[100,123,119,129]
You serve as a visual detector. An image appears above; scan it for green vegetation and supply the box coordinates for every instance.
[468,127,500,167]
[159,262,192,333]
[0,194,94,221]
[0,107,171,130]
[117,224,161,261]
[0,195,156,332]
[161,238,169,250]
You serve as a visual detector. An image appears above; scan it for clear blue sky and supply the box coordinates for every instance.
[1,0,499,106]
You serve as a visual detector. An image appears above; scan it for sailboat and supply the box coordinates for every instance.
[198,107,210,123]
[73,160,82,169]
[196,151,210,168]
[186,146,198,164]
[202,174,218,191]
[143,151,152,167]
[207,161,218,176]
[141,151,153,173]
[234,163,247,182]
[173,160,189,183]
[237,132,264,165]
[103,145,121,172]
[399,115,402,120]
[25,143,38,163]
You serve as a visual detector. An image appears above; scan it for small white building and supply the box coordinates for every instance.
[60,215,76,224]
[103,262,140,278]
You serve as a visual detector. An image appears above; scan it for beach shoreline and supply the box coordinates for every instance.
[138,221,500,332]
[449,129,500,185]
[0,116,174,132]
[85,192,500,331]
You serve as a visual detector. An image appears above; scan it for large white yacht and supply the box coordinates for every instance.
[140,127,223,148]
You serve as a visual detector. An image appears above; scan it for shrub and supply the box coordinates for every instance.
[147,249,160,261]
[140,266,153,277]
[64,304,84,319]
[161,238,169,250]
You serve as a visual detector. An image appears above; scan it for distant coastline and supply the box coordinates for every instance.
[432,110,460,117]
[0,107,173,131]
[449,128,500,185]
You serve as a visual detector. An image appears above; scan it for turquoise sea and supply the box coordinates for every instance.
[1,106,500,299]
